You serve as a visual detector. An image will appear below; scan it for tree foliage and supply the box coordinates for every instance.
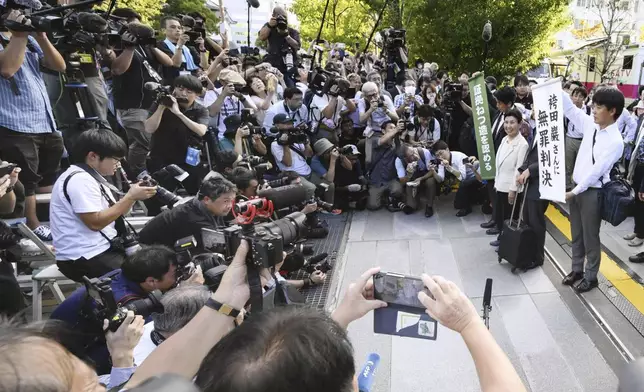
[403,0,568,79]
[96,0,163,25]
[158,0,220,31]
[292,0,376,47]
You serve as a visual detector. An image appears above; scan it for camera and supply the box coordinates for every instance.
[144,82,175,107]
[110,229,141,256]
[308,197,333,212]
[442,83,464,111]
[326,78,350,98]
[276,128,309,146]
[275,14,288,31]
[137,172,182,208]
[240,108,263,135]
[83,275,164,332]
[265,176,291,188]
[173,236,198,283]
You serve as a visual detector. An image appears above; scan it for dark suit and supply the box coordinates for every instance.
[388,86,403,101]
[486,109,506,217]
[518,136,549,265]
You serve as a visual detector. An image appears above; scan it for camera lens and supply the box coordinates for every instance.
[123,290,164,317]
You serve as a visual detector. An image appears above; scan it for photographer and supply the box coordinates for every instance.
[263,86,309,136]
[157,17,200,85]
[331,144,369,211]
[311,139,353,211]
[432,141,479,217]
[269,114,317,199]
[444,76,472,151]
[394,78,423,118]
[366,121,404,210]
[0,10,66,241]
[111,22,173,177]
[406,104,441,147]
[222,114,267,157]
[258,7,301,87]
[139,176,236,249]
[144,74,209,195]
[187,12,226,63]
[50,245,197,374]
[208,69,257,151]
[0,164,20,215]
[50,130,157,282]
[309,77,356,143]
[358,82,399,132]
[396,144,441,218]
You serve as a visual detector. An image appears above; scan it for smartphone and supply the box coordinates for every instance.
[0,163,17,178]
[229,48,240,57]
[373,272,431,309]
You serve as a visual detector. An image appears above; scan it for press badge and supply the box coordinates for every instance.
[185,146,200,166]
[78,53,93,64]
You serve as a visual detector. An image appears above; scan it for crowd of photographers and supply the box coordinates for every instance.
[2,0,644,390]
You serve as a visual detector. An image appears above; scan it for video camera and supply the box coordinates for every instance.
[144,81,176,108]
[380,28,406,51]
[82,275,163,332]
[240,108,263,135]
[442,82,463,111]
[273,124,310,146]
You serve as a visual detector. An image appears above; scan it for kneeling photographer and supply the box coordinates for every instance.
[396,144,441,218]
[139,176,236,249]
[311,139,354,213]
[50,130,157,282]
[50,244,202,374]
[222,113,267,157]
[406,104,441,148]
[144,74,209,200]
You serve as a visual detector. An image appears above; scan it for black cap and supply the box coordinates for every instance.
[273,113,295,125]
[224,114,242,133]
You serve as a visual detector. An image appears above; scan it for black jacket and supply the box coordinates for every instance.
[518,135,541,201]
[139,198,225,249]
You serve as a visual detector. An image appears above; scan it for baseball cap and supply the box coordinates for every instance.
[273,113,295,125]
[343,144,361,155]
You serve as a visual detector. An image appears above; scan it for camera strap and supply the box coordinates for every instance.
[289,145,308,161]
[134,45,162,83]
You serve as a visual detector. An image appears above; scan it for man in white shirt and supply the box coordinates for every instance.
[432,140,471,216]
[263,87,309,136]
[565,86,590,191]
[562,87,625,293]
[406,104,441,147]
[134,284,211,365]
[269,114,317,198]
[395,144,442,217]
[358,82,399,133]
[50,130,158,282]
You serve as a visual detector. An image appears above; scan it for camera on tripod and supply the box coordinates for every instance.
[82,275,164,332]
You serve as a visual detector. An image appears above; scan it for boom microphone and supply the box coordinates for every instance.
[257,184,308,210]
[482,20,492,42]
[77,12,108,34]
[10,0,43,9]
[246,0,260,8]
[483,278,493,308]
[358,353,381,392]
[127,22,155,39]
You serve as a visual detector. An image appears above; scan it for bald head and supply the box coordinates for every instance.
[273,6,287,17]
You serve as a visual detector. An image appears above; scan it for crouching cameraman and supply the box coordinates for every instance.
[50,130,157,282]
[396,144,441,218]
[50,245,202,374]
[311,138,354,213]
[144,74,209,196]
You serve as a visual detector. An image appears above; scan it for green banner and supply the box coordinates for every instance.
[468,74,496,180]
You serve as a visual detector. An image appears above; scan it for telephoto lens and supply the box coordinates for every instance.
[108,290,164,331]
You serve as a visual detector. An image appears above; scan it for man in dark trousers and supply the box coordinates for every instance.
[516,136,549,268]
[481,87,515,234]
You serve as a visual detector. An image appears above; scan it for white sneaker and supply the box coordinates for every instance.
[624,233,638,241]
[628,237,644,247]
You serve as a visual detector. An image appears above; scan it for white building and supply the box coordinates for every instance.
[206,0,299,48]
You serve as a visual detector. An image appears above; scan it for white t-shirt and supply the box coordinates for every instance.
[133,322,157,366]
[445,151,469,181]
[270,141,312,176]
[395,149,436,179]
[409,117,441,143]
[263,100,309,136]
[196,90,217,108]
[357,95,396,131]
[50,165,117,261]
[310,94,346,131]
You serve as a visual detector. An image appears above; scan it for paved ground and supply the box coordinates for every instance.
[329,195,620,392]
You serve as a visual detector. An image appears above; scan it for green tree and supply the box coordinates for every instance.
[403,0,568,78]
[292,0,376,47]
[96,0,163,25]
[158,0,220,31]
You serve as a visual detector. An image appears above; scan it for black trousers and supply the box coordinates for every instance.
[632,164,644,238]
[454,177,484,210]
[0,260,26,320]
[494,191,512,231]
[486,180,496,219]
[523,199,549,266]
[57,248,125,282]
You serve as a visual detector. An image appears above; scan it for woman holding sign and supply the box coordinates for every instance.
[489,109,529,247]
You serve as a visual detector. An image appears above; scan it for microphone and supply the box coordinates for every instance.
[257,184,308,210]
[11,0,43,10]
[144,81,162,91]
[483,278,493,308]
[246,0,260,8]
[358,353,380,392]
[482,21,492,42]
[127,22,155,39]
[77,12,108,34]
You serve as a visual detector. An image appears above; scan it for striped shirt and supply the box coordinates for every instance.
[0,34,57,134]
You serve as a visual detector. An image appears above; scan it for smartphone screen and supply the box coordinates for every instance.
[373,272,429,308]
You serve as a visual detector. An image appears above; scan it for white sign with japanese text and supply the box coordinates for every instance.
[531,79,566,202]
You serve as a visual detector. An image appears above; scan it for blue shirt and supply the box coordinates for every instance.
[0,34,57,134]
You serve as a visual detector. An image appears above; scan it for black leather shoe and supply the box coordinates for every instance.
[562,271,584,286]
[628,252,644,263]
[456,208,472,217]
[574,278,598,293]
[490,240,500,247]
[425,206,434,218]
[480,220,496,229]
[486,228,501,235]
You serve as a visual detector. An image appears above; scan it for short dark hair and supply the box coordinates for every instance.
[495,86,516,105]
[230,167,256,190]
[571,86,588,99]
[505,107,523,123]
[187,11,205,21]
[112,8,141,22]
[72,129,127,164]
[121,245,175,283]
[417,75,432,89]
[431,140,449,153]
[215,150,239,172]
[381,120,394,131]
[174,74,203,93]
[513,74,529,87]
[436,71,446,80]
[162,16,181,28]
[199,176,236,201]
[195,306,355,392]
[416,104,434,119]
[592,87,625,121]
[284,87,303,100]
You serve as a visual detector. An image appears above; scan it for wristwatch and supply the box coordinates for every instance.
[205,297,240,318]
